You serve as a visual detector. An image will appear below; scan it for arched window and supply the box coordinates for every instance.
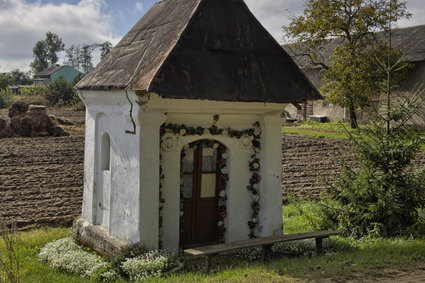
[101,133,111,171]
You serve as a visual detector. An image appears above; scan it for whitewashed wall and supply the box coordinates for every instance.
[79,91,285,251]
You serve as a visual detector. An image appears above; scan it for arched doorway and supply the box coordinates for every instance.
[180,140,228,248]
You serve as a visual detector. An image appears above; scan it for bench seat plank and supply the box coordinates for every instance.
[184,231,340,256]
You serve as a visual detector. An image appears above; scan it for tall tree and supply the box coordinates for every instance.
[30,32,65,73]
[99,41,113,59]
[79,44,95,74]
[65,45,81,69]
[44,32,65,65]
[285,0,411,128]
[30,41,49,73]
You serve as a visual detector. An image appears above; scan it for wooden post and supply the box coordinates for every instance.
[262,244,273,262]
[315,237,323,256]
[205,255,212,274]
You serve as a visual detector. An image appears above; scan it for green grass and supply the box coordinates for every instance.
[283,120,425,149]
[283,121,353,140]
[2,204,425,282]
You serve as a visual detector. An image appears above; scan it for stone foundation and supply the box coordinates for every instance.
[72,218,126,258]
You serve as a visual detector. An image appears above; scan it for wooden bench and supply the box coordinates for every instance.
[184,231,340,273]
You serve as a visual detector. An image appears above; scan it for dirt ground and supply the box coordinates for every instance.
[0,109,85,229]
[282,134,425,200]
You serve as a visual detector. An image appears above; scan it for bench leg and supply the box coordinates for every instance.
[205,255,213,274]
[262,244,273,263]
[316,237,324,256]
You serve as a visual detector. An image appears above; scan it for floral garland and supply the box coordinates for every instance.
[159,121,262,244]
[158,153,165,249]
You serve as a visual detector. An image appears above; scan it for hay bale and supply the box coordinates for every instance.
[9,105,69,137]
[49,115,74,126]
[8,101,28,118]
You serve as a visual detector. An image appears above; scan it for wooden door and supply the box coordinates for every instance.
[180,142,219,247]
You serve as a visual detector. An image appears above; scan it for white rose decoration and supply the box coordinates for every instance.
[240,135,254,149]
[253,195,260,202]
[254,128,261,136]
[253,163,260,169]
[180,211,184,217]
[213,143,219,149]
[221,167,228,174]
[203,128,210,135]
[161,133,178,151]
[252,218,258,223]
[253,183,259,190]
[219,190,226,197]
[254,147,261,154]
[179,129,186,136]
[222,130,229,136]
[221,153,229,159]
[218,221,224,227]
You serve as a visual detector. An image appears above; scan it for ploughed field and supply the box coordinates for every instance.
[1,110,424,229]
[0,109,85,229]
[282,135,425,199]
[0,135,84,229]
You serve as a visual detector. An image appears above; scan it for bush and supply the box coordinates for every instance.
[38,238,118,279]
[326,90,425,238]
[45,77,76,106]
[120,249,179,281]
[0,87,13,108]
[20,84,49,97]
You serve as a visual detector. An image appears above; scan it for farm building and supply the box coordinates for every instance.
[73,0,321,254]
[284,24,425,125]
[33,65,82,85]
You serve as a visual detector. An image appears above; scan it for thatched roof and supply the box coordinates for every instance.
[76,0,322,103]
[284,24,425,70]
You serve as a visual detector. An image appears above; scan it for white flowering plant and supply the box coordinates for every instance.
[38,238,120,281]
[39,238,183,281]
[121,249,179,281]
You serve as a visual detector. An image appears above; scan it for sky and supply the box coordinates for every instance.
[0,0,424,72]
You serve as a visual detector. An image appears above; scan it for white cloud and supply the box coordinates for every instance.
[397,0,425,28]
[135,2,143,12]
[0,0,121,72]
[245,0,312,43]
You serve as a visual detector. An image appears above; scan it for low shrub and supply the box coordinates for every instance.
[45,77,76,106]
[121,249,179,281]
